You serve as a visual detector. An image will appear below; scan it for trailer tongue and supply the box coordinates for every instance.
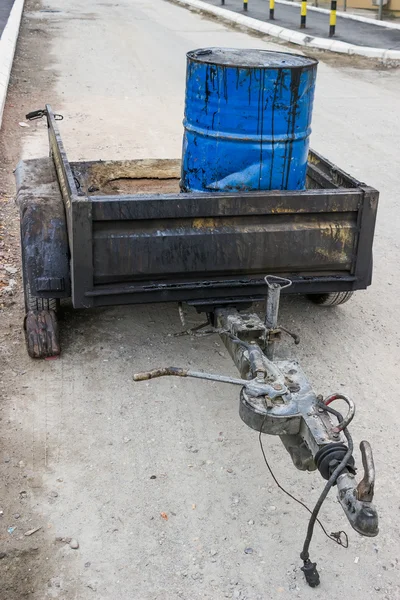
[16,47,380,587]
[133,275,378,586]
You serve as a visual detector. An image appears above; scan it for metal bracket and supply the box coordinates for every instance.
[133,366,288,399]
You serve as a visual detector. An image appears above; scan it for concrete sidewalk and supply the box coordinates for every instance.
[206,0,400,48]
[0,0,24,128]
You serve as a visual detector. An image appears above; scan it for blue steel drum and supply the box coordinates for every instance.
[181,48,318,193]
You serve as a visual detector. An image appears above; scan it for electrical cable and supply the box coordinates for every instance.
[258,419,348,549]
[300,400,353,562]
[258,398,353,587]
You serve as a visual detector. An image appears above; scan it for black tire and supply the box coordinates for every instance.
[24,281,59,313]
[307,291,354,307]
[20,220,60,314]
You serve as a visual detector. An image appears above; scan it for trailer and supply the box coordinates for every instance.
[16,105,379,587]
[16,106,378,357]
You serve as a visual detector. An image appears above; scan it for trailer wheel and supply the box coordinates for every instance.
[24,310,60,359]
[307,291,354,307]
[23,282,61,359]
[26,292,59,313]
[24,279,60,313]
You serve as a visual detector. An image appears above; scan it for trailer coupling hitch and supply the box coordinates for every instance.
[133,276,379,587]
[134,367,378,537]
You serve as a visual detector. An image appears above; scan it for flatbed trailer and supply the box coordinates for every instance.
[16,106,378,353]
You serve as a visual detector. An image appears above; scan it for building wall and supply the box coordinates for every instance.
[347,0,400,14]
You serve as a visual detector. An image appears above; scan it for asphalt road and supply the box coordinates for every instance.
[206,0,400,48]
[0,0,14,38]
[0,0,399,599]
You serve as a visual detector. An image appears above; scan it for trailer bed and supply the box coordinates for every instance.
[16,106,379,313]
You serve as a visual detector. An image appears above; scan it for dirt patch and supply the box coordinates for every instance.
[299,44,400,69]
[0,1,65,597]
[0,0,59,305]
[101,177,180,194]
[70,158,182,195]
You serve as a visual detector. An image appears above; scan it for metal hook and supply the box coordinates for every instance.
[357,441,375,502]
[264,275,293,290]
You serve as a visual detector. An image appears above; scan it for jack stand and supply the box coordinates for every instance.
[133,276,378,586]
[264,275,299,360]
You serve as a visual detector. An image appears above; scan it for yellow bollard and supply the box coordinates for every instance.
[300,0,307,28]
[270,0,275,19]
[329,0,337,36]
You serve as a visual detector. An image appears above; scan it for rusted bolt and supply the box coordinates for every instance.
[272,397,284,405]
[273,383,283,391]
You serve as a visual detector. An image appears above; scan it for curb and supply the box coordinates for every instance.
[0,0,25,129]
[170,0,400,60]
[276,0,400,30]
